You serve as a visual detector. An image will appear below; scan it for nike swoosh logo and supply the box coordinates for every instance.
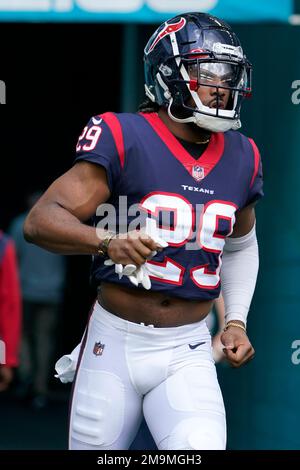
[189,341,206,350]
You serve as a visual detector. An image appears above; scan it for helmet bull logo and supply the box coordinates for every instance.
[146,17,186,54]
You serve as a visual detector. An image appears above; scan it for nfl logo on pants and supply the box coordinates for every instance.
[93,341,105,356]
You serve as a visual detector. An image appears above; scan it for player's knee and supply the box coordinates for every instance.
[159,417,226,450]
[70,369,125,448]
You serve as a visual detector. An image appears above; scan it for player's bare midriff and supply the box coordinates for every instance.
[98,282,213,327]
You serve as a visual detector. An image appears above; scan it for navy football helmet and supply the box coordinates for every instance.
[144,12,252,132]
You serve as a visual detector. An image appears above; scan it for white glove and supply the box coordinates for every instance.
[104,232,168,290]
[128,260,165,290]
[54,343,81,383]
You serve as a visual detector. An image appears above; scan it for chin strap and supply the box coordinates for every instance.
[193,111,241,132]
[167,96,241,132]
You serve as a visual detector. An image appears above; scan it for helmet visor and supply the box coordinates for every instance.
[186,60,247,90]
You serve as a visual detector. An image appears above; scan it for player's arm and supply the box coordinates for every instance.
[24,161,110,255]
[25,113,163,261]
[220,137,263,367]
[230,203,256,237]
[220,203,258,367]
[24,162,158,264]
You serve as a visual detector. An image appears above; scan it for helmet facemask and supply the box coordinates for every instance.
[158,51,252,132]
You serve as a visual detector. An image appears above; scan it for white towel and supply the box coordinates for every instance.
[54,342,81,383]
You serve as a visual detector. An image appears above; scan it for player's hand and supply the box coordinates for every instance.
[221,326,255,367]
[0,365,14,392]
[107,229,167,266]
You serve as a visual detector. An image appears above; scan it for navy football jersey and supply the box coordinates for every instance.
[74,112,263,301]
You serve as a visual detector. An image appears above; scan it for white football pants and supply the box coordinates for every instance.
[69,302,226,450]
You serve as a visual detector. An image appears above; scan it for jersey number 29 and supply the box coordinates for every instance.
[141,192,236,289]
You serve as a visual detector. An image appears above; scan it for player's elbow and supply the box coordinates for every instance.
[23,207,41,243]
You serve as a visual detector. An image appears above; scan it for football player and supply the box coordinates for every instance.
[24,12,263,450]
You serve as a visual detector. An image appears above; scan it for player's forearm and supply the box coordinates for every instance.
[23,201,100,255]
[221,225,259,326]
